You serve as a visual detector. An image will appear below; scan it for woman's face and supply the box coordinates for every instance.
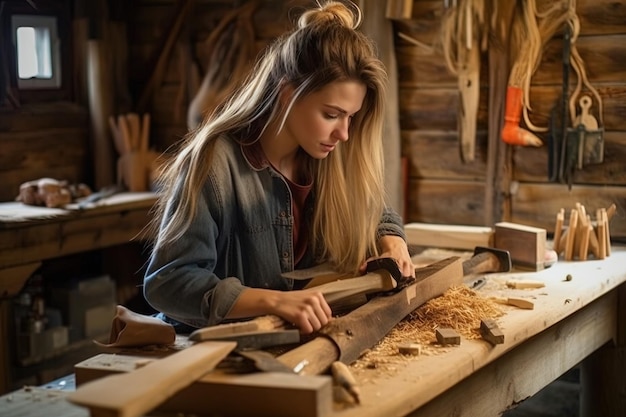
[282,80,366,159]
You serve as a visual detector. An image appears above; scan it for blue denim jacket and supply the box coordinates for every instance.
[143,136,406,328]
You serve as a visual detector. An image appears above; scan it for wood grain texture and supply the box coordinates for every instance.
[405,179,486,226]
[403,130,488,180]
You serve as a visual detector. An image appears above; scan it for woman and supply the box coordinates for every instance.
[144,1,413,334]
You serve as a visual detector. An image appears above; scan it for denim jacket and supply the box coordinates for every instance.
[143,136,406,328]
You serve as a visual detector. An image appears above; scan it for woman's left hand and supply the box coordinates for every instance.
[361,235,415,279]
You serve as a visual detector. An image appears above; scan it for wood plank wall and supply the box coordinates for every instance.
[1,0,624,241]
[395,0,626,238]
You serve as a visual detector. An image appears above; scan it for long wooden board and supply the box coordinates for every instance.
[74,354,333,417]
[67,341,236,417]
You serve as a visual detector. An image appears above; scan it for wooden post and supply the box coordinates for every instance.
[580,284,626,417]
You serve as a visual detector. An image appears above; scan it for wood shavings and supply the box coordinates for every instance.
[354,286,502,371]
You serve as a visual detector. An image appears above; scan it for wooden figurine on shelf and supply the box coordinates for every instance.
[552,203,616,261]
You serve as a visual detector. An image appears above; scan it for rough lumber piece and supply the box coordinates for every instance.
[278,257,464,374]
[436,328,461,345]
[75,354,332,417]
[480,319,504,345]
[67,341,236,417]
[494,222,547,270]
[404,223,494,250]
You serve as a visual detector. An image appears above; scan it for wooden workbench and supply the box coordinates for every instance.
[2,246,625,417]
[0,192,157,394]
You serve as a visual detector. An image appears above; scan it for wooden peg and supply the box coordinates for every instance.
[553,208,564,254]
[564,209,578,261]
[596,209,606,259]
[587,214,600,258]
[579,223,591,260]
[602,208,611,257]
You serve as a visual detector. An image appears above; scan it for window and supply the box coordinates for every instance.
[11,14,61,89]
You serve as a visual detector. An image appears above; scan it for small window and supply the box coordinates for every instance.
[11,14,61,89]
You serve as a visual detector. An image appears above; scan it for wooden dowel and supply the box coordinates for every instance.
[596,209,606,259]
[565,209,578,261]
[603,208,611,257]
[579,224,591,261]
[553,208,564,254]
[587,214,600,258]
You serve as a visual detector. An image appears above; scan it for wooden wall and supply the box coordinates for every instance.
[1,0,624,240]
[396,0,626,239]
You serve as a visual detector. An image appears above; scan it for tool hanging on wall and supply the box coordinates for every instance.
[502,0,596,149]
[547,1,604,188]
[440,0,486,162]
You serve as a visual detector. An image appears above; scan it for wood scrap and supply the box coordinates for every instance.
[491,296,535,310]
[480,318,504,345]
[436,328,461,345]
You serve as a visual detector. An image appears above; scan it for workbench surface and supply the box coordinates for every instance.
[2,247,625,417]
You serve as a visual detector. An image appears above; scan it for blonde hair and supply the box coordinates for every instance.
[151,1,388,273]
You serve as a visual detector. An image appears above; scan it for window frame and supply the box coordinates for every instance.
[0,1,72,104]
[11,14,62,89]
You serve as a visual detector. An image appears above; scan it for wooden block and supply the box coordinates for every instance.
[397,342,422,355]
[436,328,461,345]
[74,353,333,417]
[404,223,493,251]
[494,222,547,270]
[480,319,504,345]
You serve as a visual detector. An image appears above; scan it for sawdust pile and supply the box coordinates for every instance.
[355,286,503,369]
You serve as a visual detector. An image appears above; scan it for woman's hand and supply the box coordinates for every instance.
[269,290,333,334]
[361,235,415,279]
[228,287,332,334]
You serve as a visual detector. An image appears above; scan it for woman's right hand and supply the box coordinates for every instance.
[227,287,332,334]
[269,289,333,334]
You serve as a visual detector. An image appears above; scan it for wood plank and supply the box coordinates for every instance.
[68,341,236,417]
[532,35,626,86]
[510,183,626,238]
[404,223,493,250]
[403,130,488,180]
[405,179,486,226]
[75,354,333,417]
[577,0,626,35]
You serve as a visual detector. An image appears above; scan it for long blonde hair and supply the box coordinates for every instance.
[150,1,388,273]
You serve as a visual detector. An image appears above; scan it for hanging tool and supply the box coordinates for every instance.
[549,23,571,182]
